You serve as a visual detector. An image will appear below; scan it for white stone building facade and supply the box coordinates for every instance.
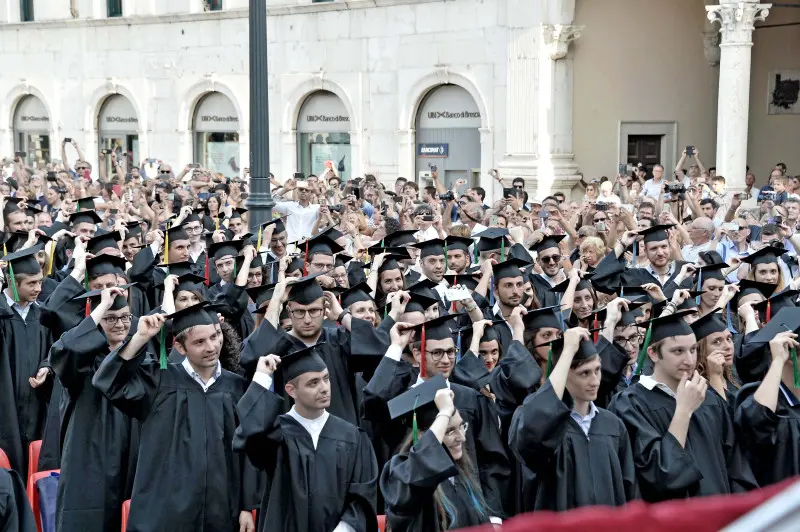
[1,0,798,201]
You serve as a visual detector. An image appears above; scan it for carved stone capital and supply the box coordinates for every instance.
[706,2,771,45]
[541,24,583,61]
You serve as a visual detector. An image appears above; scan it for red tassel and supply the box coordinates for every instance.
[420,324,427,378]
[204,254,210,287]
[451,275,457,312]
[85,299,91,317]
[766,301,771,323]
[303,242,309,276]
[593,313,599,343]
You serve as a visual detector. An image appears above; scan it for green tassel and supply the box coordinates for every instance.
[383,306,388,319]
[473,243,479,263]
[792,347,800,389]
[8,263,19,303]
[159,327,168,370]
[500,240,505,261]
[545,342,554,377]
[635,324,653,376]
[84,269,89,290]
[411,395,420,445]
[444,242,449,271]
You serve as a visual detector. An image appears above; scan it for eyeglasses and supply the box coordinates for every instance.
[445,422,469,438]
[103,314,132,326]
[331,273,348,281]
[287,307,324,319]
[184,226,203,234]
[76,166,88,171]
[613,335,643,348]
[539,255,562,264]
[426,348,458,361]
[311,263,333,272]
[513,184,524,189]
[270,237,287,245]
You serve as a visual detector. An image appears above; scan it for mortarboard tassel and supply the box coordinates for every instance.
[592,312,599,343]
[545,341,554,378]
[456,329,462,361]
[500,239,506,261]
[46,242,55,276]
[695,270,702,306]
[412,395,420,445]
[256,225,263,252]
[766,300,771,323]
[303,242,309,276]
[473,243,479,264]
[726,302,738,334]
[444,242,449,272]
[159,327,168,370]
[420,324,427,378]
[620,286,625,298]
[557,294,565,330]
[632,243,637,267]
[383,306,388,319]
[489,275,495,306]
[204,254,210,287]
[233,259,237,279]
[634,323,653,376]
[84,270,91,317]
[452,275,457,313]
[8,263,19,303]
[164,222,170,267]
[793,346,800,388]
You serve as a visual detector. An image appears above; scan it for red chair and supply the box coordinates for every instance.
[26,469,59,532]
[28,440,42,481]
[0,447,11,469]
[121,499,131,532]
[378,514,386,532]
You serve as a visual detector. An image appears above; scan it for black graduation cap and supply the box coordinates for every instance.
[86,254,127,277]
[247,282,277,309]
[2,197,24,215]
[334,253,353,269]
[491,258,530,281]
[447,273,479,291]
[367,245,412,258]
[387,375,448,435]
[637,224,675,244]
[156,273,207,293]
[475,228,512,253]
[76,196,98,211]
[404,314,460,377]
[2,232,41,254]
[748,307,800,345]
[594,300,648,327]
[394,291,440,315]
[2,246,41,275]
[752,289,799,322]
[410,239,446,259]
[529,234,566,254]
[633,308,697,375]
[71,284,134,311]
[523,305,563,331]
[25,203,43,218]
[740,245,787,267]
[383,229,417,247]
[167,302,216,336]
[86,231,122,255]
[286,256,305,274]
[614,285,652,302]
[124,221,144,240]
[223,207,248,220]
[165,224,190,243]
[533,337,598,377]
[734,279,777,307]
[301,233,345,256]
[69,210,103,226]
[692,262,728,284]
[209,239,245,262]
[444,235,474,253]
[281,343,328,382]
[287,273,325,304]
[508,243,534,264]
[340,282,373,309]
[551,277,593,294]
[690,312,728,341]
[256,215,287,235]
[156,260,194,277]
[183,208,207,225]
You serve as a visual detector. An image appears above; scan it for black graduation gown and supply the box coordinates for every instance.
[530,273,560,308]
[488,340,542,516]
[49,317,139,532]
[508,380,638,511]
[0,299,52,475]
[0,468,37,532]
[734,382,800,487]
[240,321,364,427]
[208,282,254,341]
[362,357,510,519]
[233,382,378,532]
[380,430,490,532]
[595,337,630,409]
[126,245,167,316]
[735,331,769,384]
[38,276,58,303]
[91,348,248,532]
[609,381,758,502]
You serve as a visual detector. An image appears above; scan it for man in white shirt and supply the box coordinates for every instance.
[641,164,666,199]
[681,217,716,263]
[273,181,320,243]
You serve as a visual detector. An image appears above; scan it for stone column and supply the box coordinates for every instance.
[706,0,770,193]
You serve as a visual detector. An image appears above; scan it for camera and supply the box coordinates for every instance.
[329,204,345,213]
[761,190,776,201]
[594,202,609,212]
[439,191,455,201]
[664,183,687,194]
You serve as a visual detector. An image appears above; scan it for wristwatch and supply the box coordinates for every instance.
[337,309,351,322]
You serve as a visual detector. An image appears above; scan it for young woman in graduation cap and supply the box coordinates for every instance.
[381,378,494,531]
[691,312,740,403]
[741,245,789,291]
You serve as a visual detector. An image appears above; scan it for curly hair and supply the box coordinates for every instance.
[218,321,242,373]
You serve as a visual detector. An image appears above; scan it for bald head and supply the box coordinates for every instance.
[688,217,714,245]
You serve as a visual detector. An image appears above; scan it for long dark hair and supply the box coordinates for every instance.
[218,320,242,373]
[389,421,490,531]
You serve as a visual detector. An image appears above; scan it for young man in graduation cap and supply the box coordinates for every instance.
[92,303,255,532]
[410,239,449,290]
[528,234,568,308]
[480,258,531,353]
[445,235,474,274]
[3,196,29,232]
[0,246,53,475]
[609,310,758,502]
[240,275,368,428]
[735,323,800,487]
[363,315,511,521]
[176,207,208,276]
[205,241,258,340]
[258,217,289,284]
[224,207,248,238]
[233,346,379,532]
[508,326,638,511]
[50,286,138,532]
[300,233,345,288]
[120,221,145,263]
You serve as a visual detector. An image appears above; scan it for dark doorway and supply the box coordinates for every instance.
[627,135,662,172]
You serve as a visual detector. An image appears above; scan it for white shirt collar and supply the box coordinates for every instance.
[638,374,677,399]
[286,406,330,449]
[181,358,222,393]
[4,290,34,319]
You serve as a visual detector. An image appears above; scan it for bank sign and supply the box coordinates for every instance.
[417,143,449,158]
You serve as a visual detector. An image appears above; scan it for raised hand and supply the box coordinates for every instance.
[256,354,281,376]
[675,371,708,414]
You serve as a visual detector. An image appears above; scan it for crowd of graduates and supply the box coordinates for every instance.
[1,151,800,532]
